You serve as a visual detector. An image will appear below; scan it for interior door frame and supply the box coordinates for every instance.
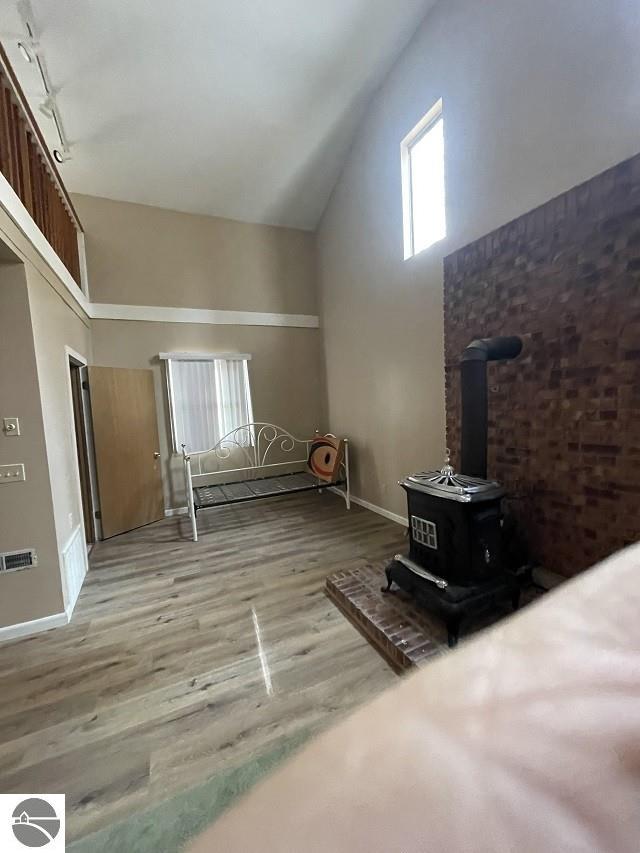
[65,346,100,544]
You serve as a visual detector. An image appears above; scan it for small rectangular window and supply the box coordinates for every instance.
[160,353,254,453]
[401,99,446,259]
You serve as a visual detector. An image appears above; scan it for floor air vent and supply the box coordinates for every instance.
[0,549,38,572]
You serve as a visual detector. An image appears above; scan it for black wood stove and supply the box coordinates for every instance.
[383,336,526,647]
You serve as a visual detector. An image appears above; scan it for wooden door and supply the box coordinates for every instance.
[88,367,164,539]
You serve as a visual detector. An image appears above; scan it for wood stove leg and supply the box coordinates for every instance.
[381,565,394,594]
[447,618,460,649]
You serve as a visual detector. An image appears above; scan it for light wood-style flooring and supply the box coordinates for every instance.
[0,493,404,842]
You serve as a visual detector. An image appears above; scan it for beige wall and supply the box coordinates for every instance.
[0,202,93,629]
[76,194,324,512]
[0,261,64,626]
[4,0,639,632]
[317,0,640,519]
[26,266,93,558]
[91,321,323,509]
[73,194,318,314]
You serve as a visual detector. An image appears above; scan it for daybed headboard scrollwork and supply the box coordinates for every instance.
[183,422,316,478]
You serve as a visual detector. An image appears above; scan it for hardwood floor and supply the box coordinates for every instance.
[0,493,404,842]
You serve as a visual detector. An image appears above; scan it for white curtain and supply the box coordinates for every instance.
[169,358,253,453]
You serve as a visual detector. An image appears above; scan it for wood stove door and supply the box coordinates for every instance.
[408,507,452,579]
[470,507,503,580]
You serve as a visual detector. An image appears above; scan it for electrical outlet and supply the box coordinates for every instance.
[0,464,25,482]
[2,417,20,436]
[68,512,74,528]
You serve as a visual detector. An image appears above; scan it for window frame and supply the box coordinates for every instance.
[160,352,254,454]
[401,98,445,260]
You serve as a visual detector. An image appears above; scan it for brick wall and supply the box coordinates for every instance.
[444,153,640,577]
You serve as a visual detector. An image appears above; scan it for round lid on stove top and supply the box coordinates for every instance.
[400,450,506,503]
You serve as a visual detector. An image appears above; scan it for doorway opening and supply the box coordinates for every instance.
[68,356,99,545]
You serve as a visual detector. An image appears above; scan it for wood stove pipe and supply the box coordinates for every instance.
[460,336,523,479]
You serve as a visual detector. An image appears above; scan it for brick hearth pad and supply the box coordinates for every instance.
[326,562,540,672]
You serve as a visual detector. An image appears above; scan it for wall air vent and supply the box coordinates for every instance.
[0,549,38,572]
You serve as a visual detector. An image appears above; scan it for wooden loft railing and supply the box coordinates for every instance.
[0,43,83,288]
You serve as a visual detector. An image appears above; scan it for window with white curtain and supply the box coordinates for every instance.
[161,354,254,453]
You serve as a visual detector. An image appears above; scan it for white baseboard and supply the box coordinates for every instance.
[165,507,188,517]
[350,494,408,527]
[0,611,69,644]
[328,487,407,527]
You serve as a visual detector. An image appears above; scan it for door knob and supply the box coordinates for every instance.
[154,452,161,459]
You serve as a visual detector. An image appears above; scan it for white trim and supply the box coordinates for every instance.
[164,357,178,457]
[0,172,319,331]
[159,352,252,361]
[91,303,319,328]
[0,172,90,315]
[64,345,99,543]
[329,487,408,527]
[65,345,88,368]
[60,525,88,616]
[0,611,69,644]
[401,98,444,261]
[165,506,188,517]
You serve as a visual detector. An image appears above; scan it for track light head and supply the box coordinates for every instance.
[52,148,70,164]
[17,41,32,63]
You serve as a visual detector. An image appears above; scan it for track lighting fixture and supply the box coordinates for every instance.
[52,147,70,164]
[16,0,72,164]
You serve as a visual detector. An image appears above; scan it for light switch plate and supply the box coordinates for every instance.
[2,418,20,436]
[0,464,25,482]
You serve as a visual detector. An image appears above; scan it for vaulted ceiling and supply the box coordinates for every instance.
[1,0,436,229]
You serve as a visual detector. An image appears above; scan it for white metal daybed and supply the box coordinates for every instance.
[182,423,350,541]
